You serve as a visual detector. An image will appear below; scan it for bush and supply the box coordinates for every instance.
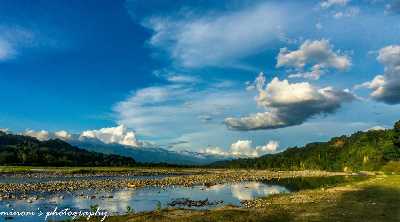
[381,161,400,174]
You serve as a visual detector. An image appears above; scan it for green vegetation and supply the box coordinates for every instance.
[382,161,400,174]
[394,120,400,148]
[212,120,400,171]
[0,132,136,166]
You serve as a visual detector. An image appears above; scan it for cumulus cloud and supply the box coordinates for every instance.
[23,129,73,141]
[320,0,349,9]
[231,140,279,157]
[356,45,400,104]
[225,73,355,130]
[203,140,279,158]
[277,39,351,79]
[80,125,141,147]
[23,130,50,141]
[142,2,291,68]
[18,125,149,148]
[54,130,72,140]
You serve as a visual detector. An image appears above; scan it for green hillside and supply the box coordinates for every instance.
[212,120,400,171]
[0,131,136,166]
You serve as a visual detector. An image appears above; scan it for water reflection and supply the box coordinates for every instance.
[73,189,137,213]
[231,182,288,200]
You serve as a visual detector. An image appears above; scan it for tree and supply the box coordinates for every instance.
[394,120,400,148]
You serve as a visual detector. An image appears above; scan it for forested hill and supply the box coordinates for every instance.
[211,120,400,171]
[0,131,136,166]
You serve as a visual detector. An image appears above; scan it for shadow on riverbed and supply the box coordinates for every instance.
[103,206,296,222]
[318,185,400,222]
[263,175,369,192]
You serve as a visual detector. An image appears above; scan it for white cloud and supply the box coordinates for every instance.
[0,128,9,133]
[202,146,229,156]
[203,139,278,158]
[54,130,72,140]
[18,126,149,148]
[224,73,355,130]
[153,70,201,84]
[23,130,50,141]
[0,38,15,61]
[333,7,360,19]
[23,129,72,141]
[231,140,278,157]
[166,74,199,83]
[80,125,141,147]
[288,65,326,80]
[142,2,290,68]
[0,26,35,61]
[378,45,400,67]
[319,0,359,19]
[357,45,400,104]
[320,0,350,9]
[366,125,387,131]
[277,39,351,79]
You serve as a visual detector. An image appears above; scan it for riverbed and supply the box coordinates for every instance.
[0,171,363,222]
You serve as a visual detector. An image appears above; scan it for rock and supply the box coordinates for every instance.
[168,198,223,207]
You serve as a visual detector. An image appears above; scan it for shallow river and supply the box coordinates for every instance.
[0,182,288,221]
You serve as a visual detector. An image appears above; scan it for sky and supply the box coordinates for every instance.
[1,0,400,157]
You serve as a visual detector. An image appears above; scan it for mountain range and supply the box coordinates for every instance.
[68,138,231,165]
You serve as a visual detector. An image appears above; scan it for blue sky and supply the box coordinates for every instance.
[1,0,400,157]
